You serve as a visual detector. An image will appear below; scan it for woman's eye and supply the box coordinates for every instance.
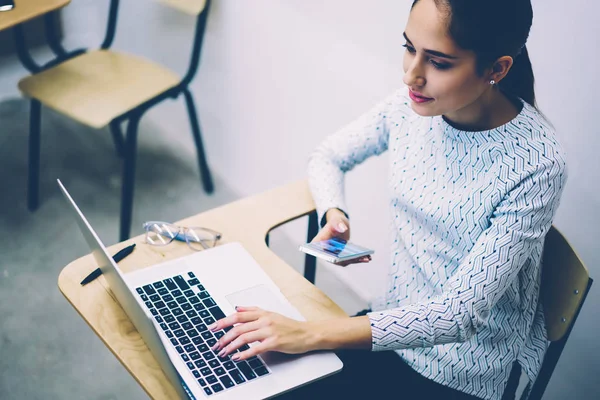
[430,60,452,70]
[402,43,416,54]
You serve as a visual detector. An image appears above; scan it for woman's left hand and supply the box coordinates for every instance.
[208,306,317,361]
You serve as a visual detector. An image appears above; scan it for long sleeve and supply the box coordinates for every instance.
[368,158,567,351]
[308,90,410,223]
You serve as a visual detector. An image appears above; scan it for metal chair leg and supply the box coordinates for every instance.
[182,88,214,194]
[304,211,319,283]
[119,114,141,241]
[109,120,125,158]
[28,100,42,211]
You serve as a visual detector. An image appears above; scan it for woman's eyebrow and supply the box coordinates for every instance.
[403,32,459,60]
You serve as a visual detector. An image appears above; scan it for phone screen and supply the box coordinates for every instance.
[0,0,14,12]
[312,238,368,258]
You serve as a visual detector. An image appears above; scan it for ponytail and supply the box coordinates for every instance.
[499,46,536,106]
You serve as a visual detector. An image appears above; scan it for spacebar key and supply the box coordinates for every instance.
[208,306,226,320]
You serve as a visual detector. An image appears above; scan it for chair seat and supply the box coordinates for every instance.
[18,50,181,128]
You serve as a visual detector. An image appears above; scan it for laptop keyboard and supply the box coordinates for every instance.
[136,271,270,396]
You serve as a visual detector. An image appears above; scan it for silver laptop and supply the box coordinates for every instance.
[58,179,342,399]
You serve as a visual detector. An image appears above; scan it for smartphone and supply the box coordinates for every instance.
[0,0,14,12]
[298,237,374,264]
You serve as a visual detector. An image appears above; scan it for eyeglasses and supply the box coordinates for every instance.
[143,221,222,251]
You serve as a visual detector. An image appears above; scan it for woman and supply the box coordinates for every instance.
[208,0,566,399]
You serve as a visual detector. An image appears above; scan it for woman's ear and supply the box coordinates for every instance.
[489,56,514,84]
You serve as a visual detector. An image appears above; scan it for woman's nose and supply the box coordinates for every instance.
[403,59,426,88]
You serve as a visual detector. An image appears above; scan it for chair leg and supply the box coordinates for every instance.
[109,120,125,158]
[28,99,42,211]
[182,88,214,194]
[119,114,141,242]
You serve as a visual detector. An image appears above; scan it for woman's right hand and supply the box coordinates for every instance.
[311,208,371,266]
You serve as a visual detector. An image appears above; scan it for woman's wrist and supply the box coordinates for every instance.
[305,316,372,351]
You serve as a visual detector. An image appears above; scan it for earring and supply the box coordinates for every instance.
[490,79,496,85]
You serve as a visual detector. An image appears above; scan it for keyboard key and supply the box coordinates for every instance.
[214,331,224,339]
[248,358,264,369]
[164,315,175,323]
[144,301,153,309]
[184,344,196,352]
[206,339,217,347]
[203,387,212,396]
[224,361,236,370]
[196,323,207,332]
[165,330,173,338]
[206,375,218,384]
[186,362,195,370]
[197,378,207,387]
[154,301,166,310]
[223,326,233,333]
[240,344,250,351]
[201,331,212,340]
[160,323,168,331]
[172,289,183,298]
[184,290,195,297]
[199,310,210,319]
[203,351,215,360]
[214,367,226,376]
[177,315,188,323]
[209,359,220,368]
[179,337,191,345]
[182,354,190,362]
[189,297,200,305]
[136,287,144,294]
[176,296,187,305]
[163,278,177,290]
[229,369,246,384]
[175,346,184,354]
[182,322,193,331]
[182,303,192,311]
[174,275,190,290]
[190,352,201,360]
[208,306,226,320]
[150,294,160,302]
[192,337,204,345]
[191,317,202,325]
[172,308,183,316]
[197,344,209,353]
[237,362,257,380]
[193,370,201,378]
[219,375,235,388]
[211,383,224,393]
[255,367,269,376]
[158,288,168,296]
[154,316,163,323]
[197,285,205,291]
[150,308,158,316]
[204,317,215,325]
[188,278,200,285]
[168,322,180,330]
[199,291,210,299]
[142,285,156,295]
[170,338,178,346]
[195,359,207,368]
[174,329,185,338]
[188,272,196,278]
[186,310,198,318]
[159,308,170,316]
[153,281,165,289]
[141,294,148,301]
[200,367,211,377]
[167,301,178,309]
[163,294,174,302]
[203,298,216,308]
[187,329,199,338]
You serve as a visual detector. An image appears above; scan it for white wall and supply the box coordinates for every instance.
[58,1,599,398]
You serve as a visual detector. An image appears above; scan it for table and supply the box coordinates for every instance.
[0,0,69,31]
[58,179,347,399]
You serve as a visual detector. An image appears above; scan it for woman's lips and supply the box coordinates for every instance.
[409,89,434,104]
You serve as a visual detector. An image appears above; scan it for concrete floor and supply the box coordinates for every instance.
[0,56,366,399]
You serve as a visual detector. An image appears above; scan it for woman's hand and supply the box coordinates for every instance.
[208,306,317,361]
[311,208,371,266]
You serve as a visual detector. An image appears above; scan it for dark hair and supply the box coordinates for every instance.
[411,0,535,106]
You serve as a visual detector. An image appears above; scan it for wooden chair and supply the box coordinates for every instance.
[18,0,213,241]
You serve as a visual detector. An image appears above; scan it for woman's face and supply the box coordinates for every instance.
[403,0,491,121]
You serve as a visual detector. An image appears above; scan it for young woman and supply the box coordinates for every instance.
[207,1,566,399]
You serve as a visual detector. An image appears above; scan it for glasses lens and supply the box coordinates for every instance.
[145,222,179,246]
[185,228,219,251]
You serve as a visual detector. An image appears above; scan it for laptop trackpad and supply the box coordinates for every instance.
[225,284,304,321]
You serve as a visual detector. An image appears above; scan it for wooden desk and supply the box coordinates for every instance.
[0,0,70,32]
[58,180,347,399]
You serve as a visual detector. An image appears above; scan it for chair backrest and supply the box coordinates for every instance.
[523,226,593,400]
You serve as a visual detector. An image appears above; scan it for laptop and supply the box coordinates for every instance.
[58,179,342,399]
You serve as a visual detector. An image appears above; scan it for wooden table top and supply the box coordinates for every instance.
[0,0,70,32]
[58,179,347,399]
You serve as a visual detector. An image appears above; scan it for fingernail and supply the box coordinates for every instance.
[211,343,220,351]
[218,348,226,357]
[336,222,347,233]
[207,323,217,331]
[231,354,240,361]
